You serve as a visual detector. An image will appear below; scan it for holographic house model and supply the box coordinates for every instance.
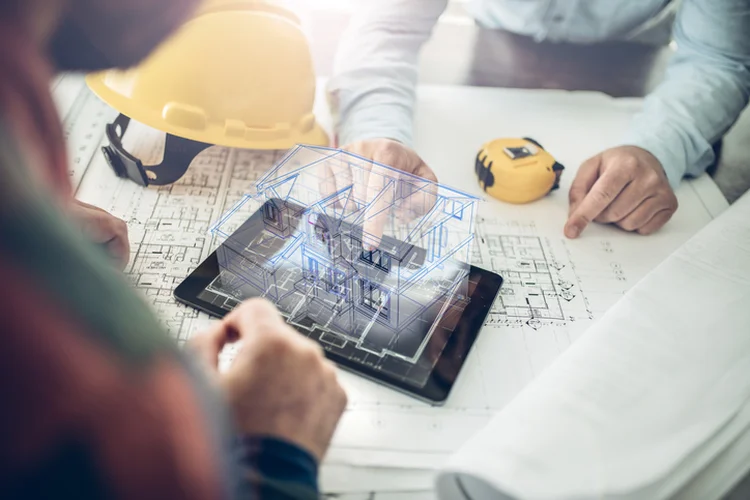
[204,145,478,368]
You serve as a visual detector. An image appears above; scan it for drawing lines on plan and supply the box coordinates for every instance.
[471,217,593,332]
[64,94,285,343]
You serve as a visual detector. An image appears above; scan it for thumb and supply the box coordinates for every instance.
[189,320,233,371]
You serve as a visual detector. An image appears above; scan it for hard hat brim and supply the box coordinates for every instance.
[86,72,330,150]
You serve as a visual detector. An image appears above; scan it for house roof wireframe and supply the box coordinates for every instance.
[207,145,479,362]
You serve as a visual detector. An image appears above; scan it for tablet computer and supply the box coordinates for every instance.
[175,200,502,404]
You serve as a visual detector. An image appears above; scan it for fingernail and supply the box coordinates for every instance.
[566,224,581,239]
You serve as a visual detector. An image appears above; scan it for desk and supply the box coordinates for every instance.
[57,8,749,495]
[317,84,731,496]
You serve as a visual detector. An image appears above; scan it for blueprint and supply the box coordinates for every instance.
[56,74,730,495]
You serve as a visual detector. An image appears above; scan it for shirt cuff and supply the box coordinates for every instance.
[622,130,689,190]
[327,85,415,148]
[238,435,319,492]
[337,105,414,148]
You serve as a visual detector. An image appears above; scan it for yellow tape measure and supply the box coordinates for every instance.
[475,137,564,204]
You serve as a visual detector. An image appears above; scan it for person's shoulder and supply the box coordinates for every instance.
[0,113,175,364]
[0,113,232,498]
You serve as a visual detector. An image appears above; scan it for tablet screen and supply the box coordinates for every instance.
[176,200,502,402]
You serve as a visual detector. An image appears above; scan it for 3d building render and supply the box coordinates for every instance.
[206,145,479,364]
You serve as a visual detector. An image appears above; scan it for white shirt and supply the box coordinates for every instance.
[327,0,750,188]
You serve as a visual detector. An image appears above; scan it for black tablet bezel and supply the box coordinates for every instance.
[174,235,502,405]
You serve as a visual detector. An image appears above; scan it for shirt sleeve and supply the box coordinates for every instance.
[235,436,319,499]
[180,353,322,500]
[623,0,750,189]
[0,114,322,500]
[326,0,448,147]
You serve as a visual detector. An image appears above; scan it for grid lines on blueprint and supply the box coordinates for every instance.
[56,75,286,343]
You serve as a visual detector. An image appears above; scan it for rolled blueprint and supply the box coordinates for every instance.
[436,191,750,500]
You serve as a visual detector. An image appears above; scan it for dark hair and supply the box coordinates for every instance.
[47,0,200,72]
[48,15,113,71]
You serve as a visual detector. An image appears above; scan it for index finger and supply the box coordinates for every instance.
[564,170,630,238]
[568,155,601,216]
[188,320,229,370]
[360,165,392,251]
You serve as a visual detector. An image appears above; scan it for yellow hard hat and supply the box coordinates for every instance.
[86,0,329,186]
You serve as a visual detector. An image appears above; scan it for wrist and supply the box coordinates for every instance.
[622,145,667,176]
[222,381,326,461]
[622,134,687,190]
[335,102,414,148]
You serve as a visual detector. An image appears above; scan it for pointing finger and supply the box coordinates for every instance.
[318,162,338,201]
[360,146,407,251]
[564,168,630,238]
[361,165,391,251]
[568,155,601,216]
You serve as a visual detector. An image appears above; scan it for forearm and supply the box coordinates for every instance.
[624,0,750,188]
[327,0,448,146]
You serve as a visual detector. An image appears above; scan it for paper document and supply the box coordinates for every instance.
[326,85,729,471]
[55,74,732,495]
[437,190,750,500]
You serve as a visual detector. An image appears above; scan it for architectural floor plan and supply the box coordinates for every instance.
[57,75,729,495]
[68,106,625,461]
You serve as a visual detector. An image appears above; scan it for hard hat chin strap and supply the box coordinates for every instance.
[101,113,212,186]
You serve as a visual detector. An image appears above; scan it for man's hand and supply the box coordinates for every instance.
[344,139,437,184]
[68,200,130,269]
[338,139,438,249]
[189,299,347,462]
[564,146,678,238]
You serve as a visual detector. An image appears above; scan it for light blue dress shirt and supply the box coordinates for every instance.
[328,0,750,189]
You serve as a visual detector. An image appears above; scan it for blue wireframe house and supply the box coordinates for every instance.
[209,145,478,363]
